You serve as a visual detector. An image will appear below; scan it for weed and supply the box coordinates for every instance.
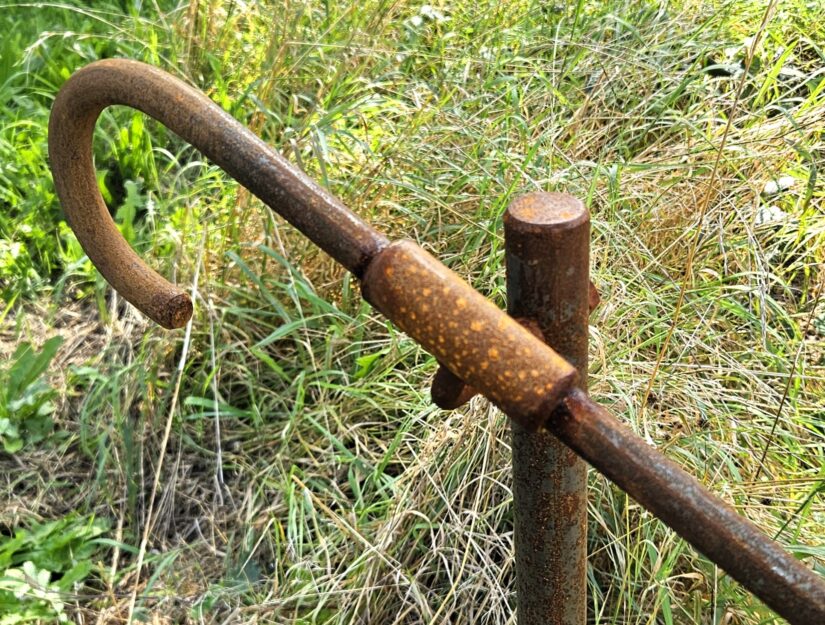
[0,336,63,453]
[0,515,108,623]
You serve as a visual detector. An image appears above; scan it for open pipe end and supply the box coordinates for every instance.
[154,292,193,330]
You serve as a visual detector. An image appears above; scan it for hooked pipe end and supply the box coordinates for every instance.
[49,60,194,329]
[155,292,194,330]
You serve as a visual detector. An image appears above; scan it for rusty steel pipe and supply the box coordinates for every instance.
[554,389,825,624]
[49,60,825,623]
[505,193,589,625]
[49,59,388,328]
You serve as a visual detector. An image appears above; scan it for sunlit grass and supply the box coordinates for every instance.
[0,0,823,623]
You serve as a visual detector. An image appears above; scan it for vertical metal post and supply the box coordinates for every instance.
[505,192,590,625]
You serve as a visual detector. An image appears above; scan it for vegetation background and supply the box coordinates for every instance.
[0,0,823,623]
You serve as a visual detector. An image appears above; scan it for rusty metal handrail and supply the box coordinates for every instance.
[49,60,825,624]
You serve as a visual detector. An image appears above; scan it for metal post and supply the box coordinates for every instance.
[505,192,590,625]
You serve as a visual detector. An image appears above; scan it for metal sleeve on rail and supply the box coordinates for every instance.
[361,240,578,431]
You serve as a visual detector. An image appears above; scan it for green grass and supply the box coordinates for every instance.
[1,0,824,623]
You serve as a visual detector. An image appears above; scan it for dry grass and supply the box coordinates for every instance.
[1,0,824,623]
